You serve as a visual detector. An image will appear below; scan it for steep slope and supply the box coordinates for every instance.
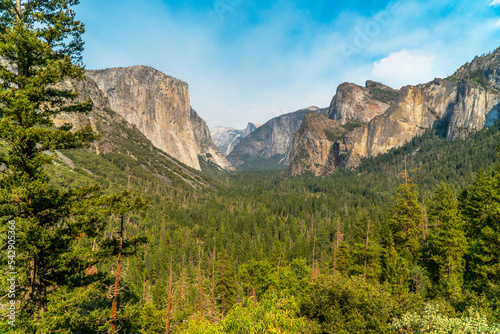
[290,49,500,175]
[86,66,232,172]
[190,108,235,171]
[326,81,397,124]
[211,122,261,156]
[289,113,348,176]
[290,81,398,176]
[53,75,215,190]
[227,107,325,170]
[346,77,500,168]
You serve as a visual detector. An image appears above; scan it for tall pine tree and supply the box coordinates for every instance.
[427,183,467,302]
[0,1,136,332]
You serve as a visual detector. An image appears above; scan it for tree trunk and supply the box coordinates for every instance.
[16,0,21,19]
[211,245,216,322]
[198,244,203,320]
[165,257,173,334]
[363,221,370,281]
[110,215,124,334]
[177,263,183,312]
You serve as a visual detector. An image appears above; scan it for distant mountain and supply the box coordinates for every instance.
[289,48,500,176]
[211,122,261,156]
[227,106,327,170]
[86,66,234,172]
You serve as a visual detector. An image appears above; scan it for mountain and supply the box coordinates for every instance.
[86,66,233,172]
[211,122,261,156]
[227,106,326,170]
[289,49,500,176]
[53,75,216,190]
[289,81,399,176]
[289,113,348,176]
[326,80,398,124]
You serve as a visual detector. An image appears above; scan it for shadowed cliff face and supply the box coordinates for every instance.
[190,108,235,171]
[289,113,348,176]
[86,66,233,171]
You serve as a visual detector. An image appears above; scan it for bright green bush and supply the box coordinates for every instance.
[391,303,500,334]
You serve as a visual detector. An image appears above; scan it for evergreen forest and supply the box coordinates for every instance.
[1,1,500,333]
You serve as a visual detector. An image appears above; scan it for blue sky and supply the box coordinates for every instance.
[76,0,500,129]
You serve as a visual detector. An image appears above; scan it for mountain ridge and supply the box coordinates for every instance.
[289,49,500,176]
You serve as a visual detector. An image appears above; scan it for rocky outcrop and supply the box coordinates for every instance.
[290,49,500,176]
[326,81,396,124]
[289,113,348,176]
[289,81,396,175]
[53,76,215,189]
[86,66,233,171]
[227,107,325,170]
[211,122,261,156]
[345,79,500,168]
[190,108,235,171]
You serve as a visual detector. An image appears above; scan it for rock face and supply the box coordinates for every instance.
[53,76,215,189]
[289,113,348,176]
[227,107,325,170]
[211,122,261,156]
[346,79,500,168]
[190,108,235,171]
[289,49,500,176]
[289,81,398,176]
[86,66,233,171]
[326,81,396,124]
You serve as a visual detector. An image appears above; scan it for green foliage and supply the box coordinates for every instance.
[368,87,399,104]
[180,291,312,334]
[391,303,500,334]
[324,128,346,142]
[427,184,467,301]
[301,275,398,334]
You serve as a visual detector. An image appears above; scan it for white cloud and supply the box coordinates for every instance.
[495,18,500,27]
[490,0,500,6]
[370,51,436,89]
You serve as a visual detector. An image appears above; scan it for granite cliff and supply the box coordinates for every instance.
[289,113,348,176]
[53,75,215,189]
[289,81,397,176]
[326,81,397,124]
[211,122,261,156]
[290,49,500,176]
[86,66,233,171]
[227,107,325,170]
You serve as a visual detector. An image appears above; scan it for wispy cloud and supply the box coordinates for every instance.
[490,0,500,7]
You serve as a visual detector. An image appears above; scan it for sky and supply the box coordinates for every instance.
[76,0,500,129]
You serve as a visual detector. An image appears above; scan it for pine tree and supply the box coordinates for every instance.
[427,183,467,301]
[0,1,135,331]
[461,159,500,297]
[215,249,236,315]
[389,165,424,263]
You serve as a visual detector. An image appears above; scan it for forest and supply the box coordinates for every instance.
[1,0,500,333]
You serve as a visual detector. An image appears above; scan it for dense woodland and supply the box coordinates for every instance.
[8,121,500,333]
[2,0,500,333]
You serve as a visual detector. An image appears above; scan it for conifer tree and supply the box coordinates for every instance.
[389,165,424,262]
[215,249,236,315]
[427,183,467,301]
[0,1,136,331]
